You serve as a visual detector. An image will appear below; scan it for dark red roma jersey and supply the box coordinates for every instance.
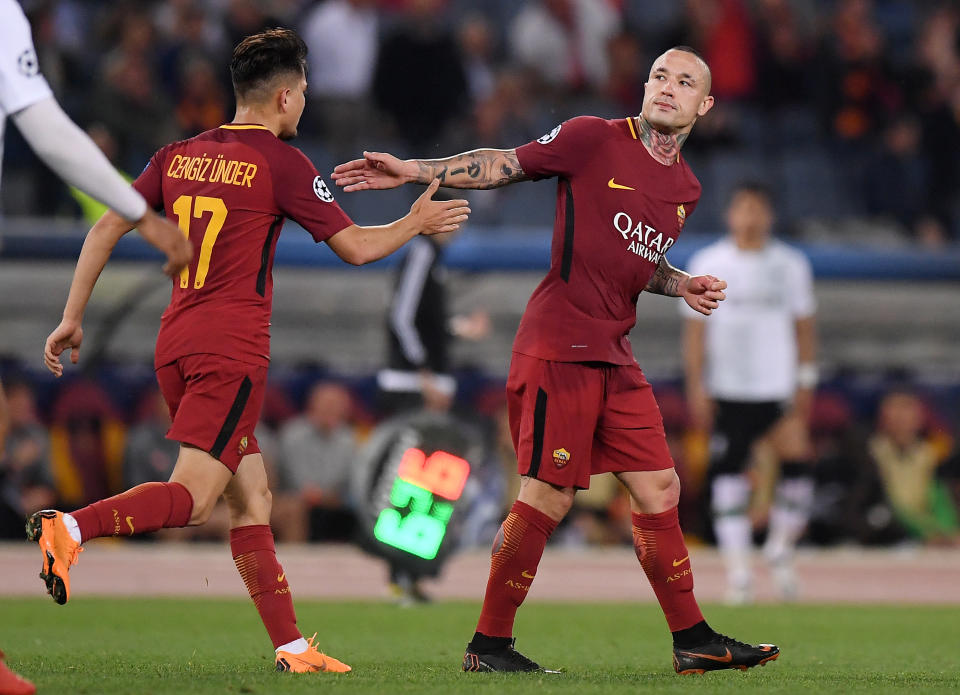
[514,116,701,364]
[133,124,353,368]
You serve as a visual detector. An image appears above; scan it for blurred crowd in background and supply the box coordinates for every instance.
[2,1,959,558]
[3,0,960,243]
[2,365,958,550]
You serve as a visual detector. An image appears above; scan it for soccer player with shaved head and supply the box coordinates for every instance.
[29,28,470,675]
[333,47,779,675]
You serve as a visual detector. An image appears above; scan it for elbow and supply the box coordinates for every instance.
[346,247,373,266]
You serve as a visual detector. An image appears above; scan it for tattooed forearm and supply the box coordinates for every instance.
[413,149,528,189]
[636,116,687,166]
[645,257,689,297]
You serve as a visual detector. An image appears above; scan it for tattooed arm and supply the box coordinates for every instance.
[647,257,729,316]
[411,149,529,189]
[645,257,689,297]
[332,149,529,191]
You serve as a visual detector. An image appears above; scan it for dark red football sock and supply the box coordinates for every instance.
[230,524,300,649]
[632,507,705,632]
[475,501,558,638]
[71,482,193,541]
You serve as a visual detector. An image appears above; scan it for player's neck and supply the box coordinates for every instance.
[635,116,688,166]
[231,107,281,137]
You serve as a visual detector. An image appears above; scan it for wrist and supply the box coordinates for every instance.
[403,160,422,184]
[796,363,819,389]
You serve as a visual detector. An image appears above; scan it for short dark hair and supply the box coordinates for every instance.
[670,45,706,62]
[728,180,774,208]
[230,28,307,102]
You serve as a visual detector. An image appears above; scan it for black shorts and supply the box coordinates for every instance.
[710,400,785,475]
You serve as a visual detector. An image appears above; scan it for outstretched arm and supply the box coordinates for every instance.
[326,179,470,265]
[332,149,529,191]
[646,257,727,315]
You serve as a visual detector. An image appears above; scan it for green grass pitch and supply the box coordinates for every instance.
[1,599,958,694]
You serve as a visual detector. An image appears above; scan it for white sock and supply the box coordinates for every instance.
[62,512,82,544]
[764,477,815,562]
[712,474,753,589]
[276,637,308,655]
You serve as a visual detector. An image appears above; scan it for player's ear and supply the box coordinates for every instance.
[278,87,290,114]
[697,95,715,118]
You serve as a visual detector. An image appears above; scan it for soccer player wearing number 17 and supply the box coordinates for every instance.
[29,29,469,675]
[333,47,779,675]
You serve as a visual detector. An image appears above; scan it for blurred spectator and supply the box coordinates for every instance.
[92,12,178,170]
[753,0,816,112]
[48,380,125,508]
[372,0,469,151]
[863,115,937,245]
[223,0,284,54]
[300,0,379,156]
[155,3,226,99]
[0,379,55,539]
[301,0,378,101]
[508,0,619,94]
[122,387,178,489]
[815,0,902,144]
[275,381,358,541]
[913,6,960,241]
[174,56,229,137]
[603,31,646,115]
[679,0,756,101]
[458,13,497,103]
[866,389,959,546]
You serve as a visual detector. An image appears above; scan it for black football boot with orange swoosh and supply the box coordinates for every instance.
[673,633,779,674]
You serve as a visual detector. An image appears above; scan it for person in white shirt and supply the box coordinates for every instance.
[0,0,189,275]
[682,181,817,603]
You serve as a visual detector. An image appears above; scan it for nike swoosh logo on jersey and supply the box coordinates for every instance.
[672,555,689,567]
[608,178,635,190]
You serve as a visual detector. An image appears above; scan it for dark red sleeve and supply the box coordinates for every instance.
[272,146,354,243]
[132,147,167,211]
[515,116,607,180]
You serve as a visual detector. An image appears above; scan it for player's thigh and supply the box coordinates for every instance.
[516,476,576,522]
[507,353,604,490]
[593,364,674,474]
[167,354,268,474]
[222,453,272,526]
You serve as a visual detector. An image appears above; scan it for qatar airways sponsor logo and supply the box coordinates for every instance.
[613,212,675,263]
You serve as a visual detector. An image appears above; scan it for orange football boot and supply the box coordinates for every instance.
[275,633,351,674]
[25,510,82,605]
[0,650,36,695]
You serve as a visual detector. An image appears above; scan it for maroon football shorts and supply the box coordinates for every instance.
[507,352,674,489]
[155,353,267,473]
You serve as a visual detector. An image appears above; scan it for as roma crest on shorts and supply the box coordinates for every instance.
[677,204,687,229]
[238,436,249,455]
[552,447,571,469]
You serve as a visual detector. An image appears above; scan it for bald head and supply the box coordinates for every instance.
[641,47,714,133]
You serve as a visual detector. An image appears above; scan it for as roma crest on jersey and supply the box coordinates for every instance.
[552,447,571,468]
[677,204,687,229]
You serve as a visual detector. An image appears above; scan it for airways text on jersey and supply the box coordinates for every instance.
[613,211,675,264]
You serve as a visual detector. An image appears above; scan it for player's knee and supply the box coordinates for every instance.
[187,491,220,526]
[662,471,682,508]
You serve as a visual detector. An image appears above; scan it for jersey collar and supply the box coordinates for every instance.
[219,123,270,131]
